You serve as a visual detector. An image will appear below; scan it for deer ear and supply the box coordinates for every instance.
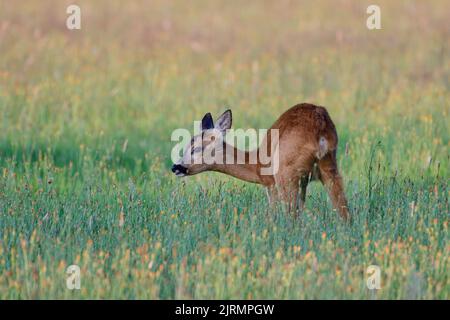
[201,112,214,131]
[215,109,232,132]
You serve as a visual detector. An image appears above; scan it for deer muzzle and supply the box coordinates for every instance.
[171,164,188,176]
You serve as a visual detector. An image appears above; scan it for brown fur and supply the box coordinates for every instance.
[210,103,349,220]
[175,103,349,220]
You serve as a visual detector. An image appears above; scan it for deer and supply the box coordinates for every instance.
[171,103,350,220]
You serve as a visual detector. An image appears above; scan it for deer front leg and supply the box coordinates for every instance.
[318,152,350,221]
[265,186,277,205]
[298,177,309,212]
[274,176,300,216]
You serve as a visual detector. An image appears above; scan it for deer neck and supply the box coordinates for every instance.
[211,142,263,184]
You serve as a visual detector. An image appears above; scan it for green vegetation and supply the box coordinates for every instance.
[0,0,448,299]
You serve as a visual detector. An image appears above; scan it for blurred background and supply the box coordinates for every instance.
[0,0,448,300]
[0,0,448,177]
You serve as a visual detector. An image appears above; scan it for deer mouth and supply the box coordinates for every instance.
[171,164,188,177]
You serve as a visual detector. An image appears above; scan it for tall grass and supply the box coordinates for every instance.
[0,0,448,298]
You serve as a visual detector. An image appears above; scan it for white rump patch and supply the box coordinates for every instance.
[316,137,328,159]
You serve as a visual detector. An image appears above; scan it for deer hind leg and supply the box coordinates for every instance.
[318,152,350,221]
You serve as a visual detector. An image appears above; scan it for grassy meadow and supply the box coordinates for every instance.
[0,0,448,299]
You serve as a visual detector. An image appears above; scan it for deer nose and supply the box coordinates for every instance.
[171,164,187,175]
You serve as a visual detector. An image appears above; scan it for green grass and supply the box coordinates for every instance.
[0,0,448,299]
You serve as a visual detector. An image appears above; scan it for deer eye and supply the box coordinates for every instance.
[191,147,202,155]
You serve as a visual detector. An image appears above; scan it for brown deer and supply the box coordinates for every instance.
[171,103,349,220]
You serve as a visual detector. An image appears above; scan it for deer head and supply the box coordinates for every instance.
[171,110,232,176]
